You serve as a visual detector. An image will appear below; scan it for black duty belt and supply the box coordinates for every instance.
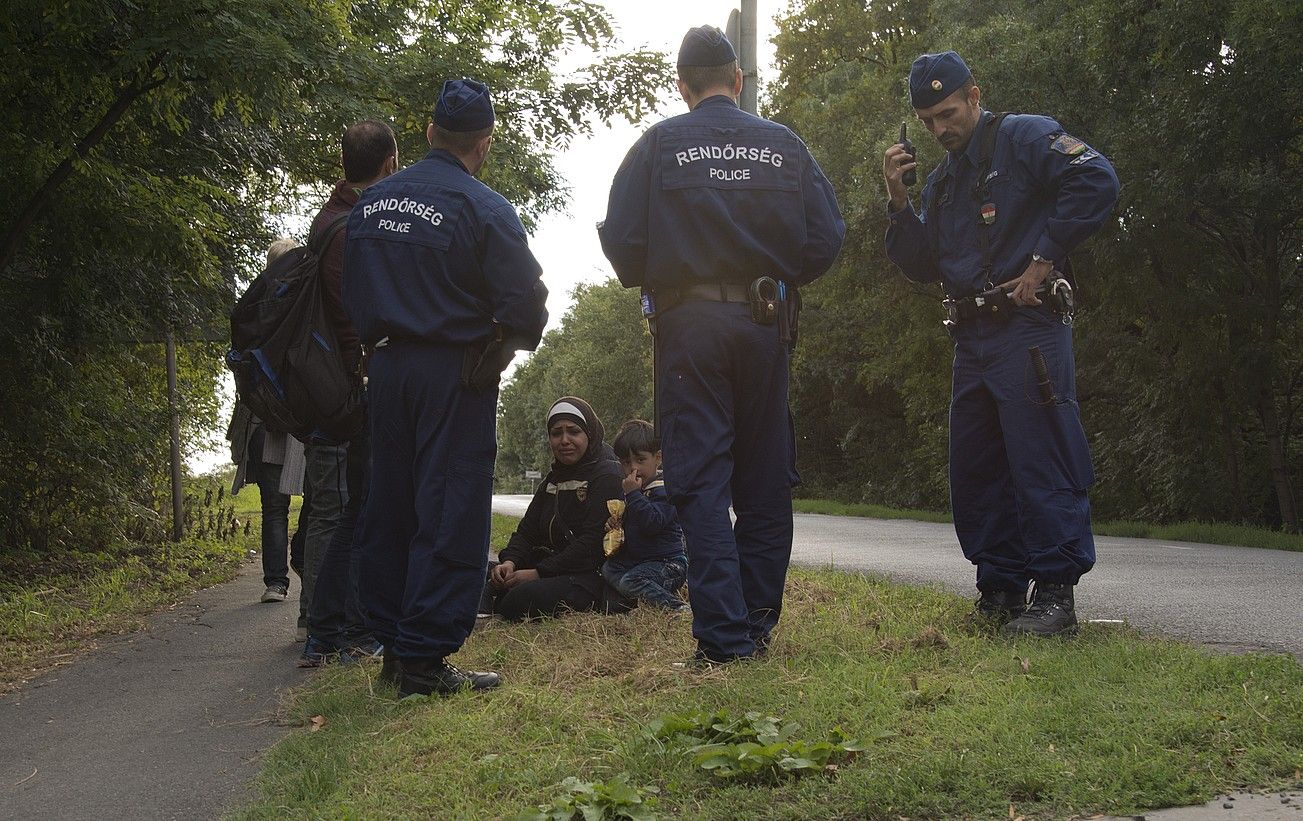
[944,276,1075,327]
[658,282,752,307]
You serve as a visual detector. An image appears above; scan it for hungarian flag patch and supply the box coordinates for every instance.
[1051,134,1087,156]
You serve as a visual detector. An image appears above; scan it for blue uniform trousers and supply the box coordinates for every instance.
[949,307,1096,592]
[656,301,795,660]
[357,341,497,661]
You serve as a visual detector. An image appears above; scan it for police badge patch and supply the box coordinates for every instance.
[1051,134,1088,156]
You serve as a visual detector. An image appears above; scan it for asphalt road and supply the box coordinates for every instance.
[494,495,1303,658]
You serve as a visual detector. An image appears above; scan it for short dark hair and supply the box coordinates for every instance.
[429,122,494,156]
[613,419,659,459]
[342,119,396,183]
[677,60,739,96]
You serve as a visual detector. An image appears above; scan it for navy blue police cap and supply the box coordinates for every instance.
[433,78,495,132]
[677,25,737,67]
[909,51,973,109]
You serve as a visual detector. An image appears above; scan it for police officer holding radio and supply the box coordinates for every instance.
[884,52,1119,637]
[343,79,548,696]
[599,26,844,665]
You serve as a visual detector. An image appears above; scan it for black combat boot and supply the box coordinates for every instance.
[965,588,1027,627]
[378,645,401,688]
[1000,582,1077,638]
[397,658,501,697]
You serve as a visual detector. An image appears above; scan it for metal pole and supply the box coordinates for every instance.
[166,329,184,542]
[739,0,758,114]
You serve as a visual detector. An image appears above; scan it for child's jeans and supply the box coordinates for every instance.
[602,557,689,610]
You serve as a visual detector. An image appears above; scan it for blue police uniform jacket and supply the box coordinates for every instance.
[610,475,686,568]
[886,111,1119,295]
[598,95,845,290]
[342,148,547,347]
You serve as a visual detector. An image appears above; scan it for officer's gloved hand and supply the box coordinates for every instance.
[465,336,527,393]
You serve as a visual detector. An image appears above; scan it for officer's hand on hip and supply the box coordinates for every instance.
[883,144,917,212]
[998,257,1054,307]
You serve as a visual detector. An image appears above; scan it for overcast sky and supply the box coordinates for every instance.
[194,2,781,472]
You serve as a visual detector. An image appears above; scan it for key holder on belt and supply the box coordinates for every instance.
[749,276,780,325]
[1046,274,1075,326]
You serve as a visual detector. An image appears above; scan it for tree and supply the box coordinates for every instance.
[0,0,672,550]
[763,0,1301,529]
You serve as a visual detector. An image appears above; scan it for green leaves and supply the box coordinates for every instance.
[647,709,874,783]
[515,775,661,821]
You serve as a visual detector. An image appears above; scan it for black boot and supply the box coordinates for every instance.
[965,588,1027,627]
[397,658,501,697]
[1001,582,1077,638]
[378,645,401,688]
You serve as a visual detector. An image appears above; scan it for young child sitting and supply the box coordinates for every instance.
[603,420,689,611]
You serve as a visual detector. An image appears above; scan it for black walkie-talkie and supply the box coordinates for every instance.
[900,122,917,187]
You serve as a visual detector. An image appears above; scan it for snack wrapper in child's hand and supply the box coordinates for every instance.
[604,499,625,557]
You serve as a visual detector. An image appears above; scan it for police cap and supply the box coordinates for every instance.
[909,51,973,109]
[433,78,495,133]
[677,25,737,67]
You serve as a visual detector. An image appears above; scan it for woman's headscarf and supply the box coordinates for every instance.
[546,396,610,477]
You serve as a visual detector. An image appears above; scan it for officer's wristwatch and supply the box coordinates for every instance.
[1031,252,1054,266]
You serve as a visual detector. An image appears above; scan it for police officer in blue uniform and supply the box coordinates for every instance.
[884,52,1119,637]
[343,79,549,695]
[599,27,845,665]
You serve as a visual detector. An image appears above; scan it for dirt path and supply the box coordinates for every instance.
[0,558,308,820]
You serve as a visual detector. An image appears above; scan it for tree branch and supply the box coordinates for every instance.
[0,53,167,276]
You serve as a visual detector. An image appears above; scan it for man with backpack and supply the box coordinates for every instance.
[883,51,1119,637]
[298,119,398,662]
[342,79,548,697]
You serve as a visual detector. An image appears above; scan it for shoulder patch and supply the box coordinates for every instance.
[1051,134,1087,156]
[1069,149,1100,166]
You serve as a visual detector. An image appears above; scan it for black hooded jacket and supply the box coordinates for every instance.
[499,397,622,577]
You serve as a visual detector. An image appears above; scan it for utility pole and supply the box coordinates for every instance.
[725,1,759,115]
[166,329,184,541]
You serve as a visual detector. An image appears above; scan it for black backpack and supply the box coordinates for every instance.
[226,214,364,443]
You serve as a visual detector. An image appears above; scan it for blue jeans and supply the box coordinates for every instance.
[602,557,688,610]
[301,441,348,626]
[248,427,290,590]
[309,426,371,648]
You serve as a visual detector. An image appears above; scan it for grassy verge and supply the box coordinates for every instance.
[0,538,247,693]
[0,478,266,693]
[793,498,1303,552]
[792,498,952,524]
[236,518,1303,820]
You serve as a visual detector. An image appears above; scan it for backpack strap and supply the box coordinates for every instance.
[973,111,1010,287]
[306,212,350,259]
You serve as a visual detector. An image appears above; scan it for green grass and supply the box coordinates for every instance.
[0,477,257,692]
[235,519,1303,820]
[792,498,952,524]
[793,498,1303,552]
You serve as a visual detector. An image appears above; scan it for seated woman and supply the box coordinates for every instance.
[487,396,626,621]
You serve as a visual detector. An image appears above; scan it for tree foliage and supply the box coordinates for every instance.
[0,0,672,550]
[764,0,1302,530]
[498,0,1301,532]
